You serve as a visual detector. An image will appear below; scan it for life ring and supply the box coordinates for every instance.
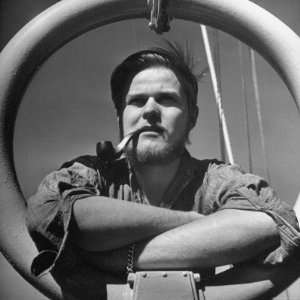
[0,0,300,298]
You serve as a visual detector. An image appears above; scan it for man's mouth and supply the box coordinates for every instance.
[116,126,163,154]
[138,126,163,135]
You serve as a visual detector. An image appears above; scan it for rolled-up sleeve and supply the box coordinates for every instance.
[202,162,300,265]
[26,161,100,277]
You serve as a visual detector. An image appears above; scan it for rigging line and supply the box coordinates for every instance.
[200,25,235,165]
[249,49,271,182]
[213,30,221,92]
[213,29,226,162]
[238,42,253,173]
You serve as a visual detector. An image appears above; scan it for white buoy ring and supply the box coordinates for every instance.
[0,0,299,298]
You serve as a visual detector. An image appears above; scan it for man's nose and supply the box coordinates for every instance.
[142,97,161,123]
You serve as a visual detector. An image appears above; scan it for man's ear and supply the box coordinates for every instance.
[189,106,199,130]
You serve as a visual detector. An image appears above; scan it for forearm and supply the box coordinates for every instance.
[135,209,279,269]
[72,196,202,251]
[84,209,279,272]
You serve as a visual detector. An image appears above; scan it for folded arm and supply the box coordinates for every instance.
[28,158,299,270]
[76,200,298,300]
[72,195,202,251]
[73,196,279,271]
[27,159,300,300]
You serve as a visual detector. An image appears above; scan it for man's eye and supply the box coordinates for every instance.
[158,96,176,105]
[128,97,145,106]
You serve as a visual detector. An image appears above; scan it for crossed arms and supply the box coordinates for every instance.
[27,160,300,299]
[73,196,279,270]
[72,196,299,299]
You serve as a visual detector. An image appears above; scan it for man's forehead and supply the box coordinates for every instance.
[127,66,182,95]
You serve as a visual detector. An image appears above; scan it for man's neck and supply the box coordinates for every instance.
[132,158,181,206]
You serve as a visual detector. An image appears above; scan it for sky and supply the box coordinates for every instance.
[0,0,300,299]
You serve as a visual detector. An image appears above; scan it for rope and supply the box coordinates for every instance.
[213,29,226,162]
[200,25,235,165]
[249,49,271,181]
[238,42,253,173]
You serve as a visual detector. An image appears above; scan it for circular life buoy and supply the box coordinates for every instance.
[0,0,299,298]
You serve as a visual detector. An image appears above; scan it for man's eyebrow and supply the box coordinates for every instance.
[126,91,180,98]
[126,93,147,98]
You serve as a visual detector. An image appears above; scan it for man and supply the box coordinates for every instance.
[27,46,300,299]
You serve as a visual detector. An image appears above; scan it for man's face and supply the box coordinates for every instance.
[122,66,190,165]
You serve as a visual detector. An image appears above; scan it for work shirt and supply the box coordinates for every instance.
[26,149,300,299]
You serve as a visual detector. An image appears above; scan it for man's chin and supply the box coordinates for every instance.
[126,143,184,166]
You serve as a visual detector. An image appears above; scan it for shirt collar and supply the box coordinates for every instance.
[123,150,200,208]
[160,150,200,208]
